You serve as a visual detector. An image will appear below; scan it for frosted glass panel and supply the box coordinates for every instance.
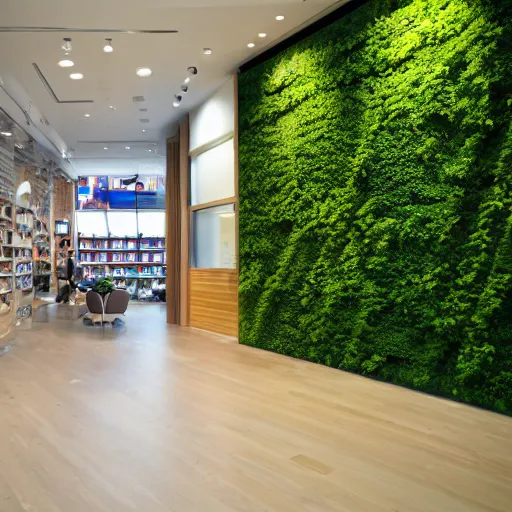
[107,211,137,237]
[191,204,236,269]
[189,78,234,151]
[76,211,108,237]
[191,138,235,206]
[138,211,165,237]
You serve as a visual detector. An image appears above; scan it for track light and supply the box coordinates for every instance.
[181,84,189,93]
[61,38,72,53]
[187,66,198,76]
[173,95,182,108]
[103,38,113,53]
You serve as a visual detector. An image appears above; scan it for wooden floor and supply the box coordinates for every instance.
[0,306,510,512]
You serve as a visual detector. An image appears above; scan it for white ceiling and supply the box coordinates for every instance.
[0,0,344,176]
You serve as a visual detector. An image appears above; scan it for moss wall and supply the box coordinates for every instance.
[238,0,512,414]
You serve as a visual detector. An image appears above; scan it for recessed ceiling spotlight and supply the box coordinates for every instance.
[125,146,130,150]
[58,59,74,68]
[142,129,146,133]
[203,48,212,55]
[247,43,255,48]
[187,66,198,76]
[173,94,183,108]
[0,131,12,137]
[84,114,90,118]
[258,33,267,38]
[104,147,108,150]
[136,67,152,78]
[184,77,191,85]
[61,37,72,53]
[276,15,285,21]
[103,38,113,53]
[181,84,189,93]
[109,105,116,110]
[148,149,153,153]
[70,73,83,80]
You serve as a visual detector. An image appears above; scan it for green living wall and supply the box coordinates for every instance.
[238,0,512,414]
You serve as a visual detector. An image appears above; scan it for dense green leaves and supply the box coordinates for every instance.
[238,0,512,414]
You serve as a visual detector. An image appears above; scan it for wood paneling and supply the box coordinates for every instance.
[189,268,238,337]
[166,136,180,324]
[179,117,190,326]
[53,177,73,223]
[190,196,236,212]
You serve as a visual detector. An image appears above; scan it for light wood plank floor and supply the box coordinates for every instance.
[0,305,510,512]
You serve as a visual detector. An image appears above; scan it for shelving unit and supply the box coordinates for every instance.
[14,205,34,296]
[78,235,166,300]
[0,197,14,346]
[33,217,51,292]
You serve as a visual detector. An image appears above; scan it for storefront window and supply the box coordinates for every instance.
[76,211,108,237]
[191,204,236,269]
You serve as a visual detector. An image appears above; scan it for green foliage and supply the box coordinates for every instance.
[93,277,115,295]
[238,0,512,414]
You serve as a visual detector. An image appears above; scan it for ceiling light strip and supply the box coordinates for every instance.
[0,27,178,33]
[32,63,94,103]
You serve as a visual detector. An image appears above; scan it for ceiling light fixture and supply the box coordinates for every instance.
[276,15,285,21]
[58,59,74,68]
[184,77,191,84]
[104,147,108,150]
[247,43,255,48]
[125,146,130,150]
[61,37,72,53]
[136,67,152,78]
[258,33,267,38]
[173,94,182,108]
[109,105,116,110]
[181,84,188,93]
[203,48,212,55]
[70,72,83,80]
[103,38,113,53]
[148,149,153,153]
[84,113,90,118]
[0,131,12,137]
[187,66,198,76]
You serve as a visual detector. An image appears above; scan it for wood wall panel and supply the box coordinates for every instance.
[189,269,238,337]
[53,177,73,223]
[179,118,190,326]
[166,136,180,324]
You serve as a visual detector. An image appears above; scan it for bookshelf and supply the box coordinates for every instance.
[77,235,166,299]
